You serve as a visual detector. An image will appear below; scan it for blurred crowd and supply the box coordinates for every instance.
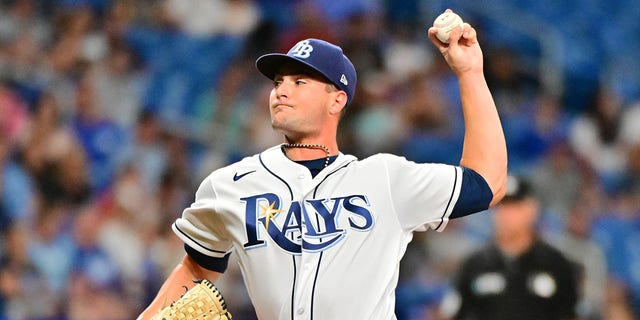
[0,0,639,319]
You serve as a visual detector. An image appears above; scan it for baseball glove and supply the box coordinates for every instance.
[153,279,232,320]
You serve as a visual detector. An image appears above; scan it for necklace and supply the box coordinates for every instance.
[281,143,331,168]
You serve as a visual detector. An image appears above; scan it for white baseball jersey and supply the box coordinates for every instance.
[173,145,463,320]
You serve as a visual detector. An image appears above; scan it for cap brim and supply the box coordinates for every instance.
[256,53,333,84]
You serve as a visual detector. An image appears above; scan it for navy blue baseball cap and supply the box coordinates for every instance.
[256,38,357,106]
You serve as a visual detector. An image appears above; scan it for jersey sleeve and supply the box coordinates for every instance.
[381,154,463,232]
[172,174,233,259]
[450,167,492,218]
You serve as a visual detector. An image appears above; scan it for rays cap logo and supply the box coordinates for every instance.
[256,38,357,106]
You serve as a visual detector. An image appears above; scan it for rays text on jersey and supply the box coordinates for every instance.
[242,193,375,253]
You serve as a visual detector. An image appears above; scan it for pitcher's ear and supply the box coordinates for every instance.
[329,90,347,115]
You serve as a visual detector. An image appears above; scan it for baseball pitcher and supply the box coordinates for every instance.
[138,9,507,320]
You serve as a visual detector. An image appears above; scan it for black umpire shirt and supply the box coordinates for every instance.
[450,239,578,320]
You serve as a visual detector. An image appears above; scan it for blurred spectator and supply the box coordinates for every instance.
[484,46,540,117]
[622,142,640,200]
[33,128,91,208]
[568,85,636,194]
[276,0,337,53]
[26,201,75,314]
[440,175,578,320]
[1,224,58,319]
[530,139,588,229]
[161,132,193,186]
[339,10,385,81]
[70,72,129,194]
[0,0,51,47]
[20,91,91,209]
[122,0,246,135]
[0,82,29,144]
[618,101,640,199]
[620,100,640,146]
[138,168,191,311]
[68,203,132,319]
[55,0,113,17]
[333,9,389,156]
[0,0,52,105]
[0,112,35,225]
[591,189,640,318]
[121,111,168,193]
[382,24,434,85]
[503,94,571,173]
[55,5,108,63]
[38,32,81,121]
[397,73,462,165]
[548,200,607,320]
[154,169,191,233]
[20,92,63,172]
[89,40,144,129]
[97,164,162,309]
[345,72,400,157]
[384,0,424,30]
[164,0,259,38]
[190,60,257,153]
[242,82,284,155]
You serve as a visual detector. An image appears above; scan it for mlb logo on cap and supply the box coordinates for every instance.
[256,38,357,106]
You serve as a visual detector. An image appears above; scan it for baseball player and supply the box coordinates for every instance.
[138,9,507,320]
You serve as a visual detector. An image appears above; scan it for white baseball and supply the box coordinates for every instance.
[433,11,464,43]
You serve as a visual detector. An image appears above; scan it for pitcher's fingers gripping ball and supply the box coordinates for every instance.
[153,279,232,320]
[433,10,464,43]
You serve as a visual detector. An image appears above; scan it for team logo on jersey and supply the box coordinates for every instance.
[289,40,314,59]
[242,193,374,253]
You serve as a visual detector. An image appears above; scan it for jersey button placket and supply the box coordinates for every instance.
[294,256,312,319]
[295,226,318,319]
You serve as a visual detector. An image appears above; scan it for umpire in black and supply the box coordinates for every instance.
[441,175,578,320]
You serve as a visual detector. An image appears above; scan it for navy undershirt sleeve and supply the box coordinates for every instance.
[184,244,231,273]
[450,167,493,219]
